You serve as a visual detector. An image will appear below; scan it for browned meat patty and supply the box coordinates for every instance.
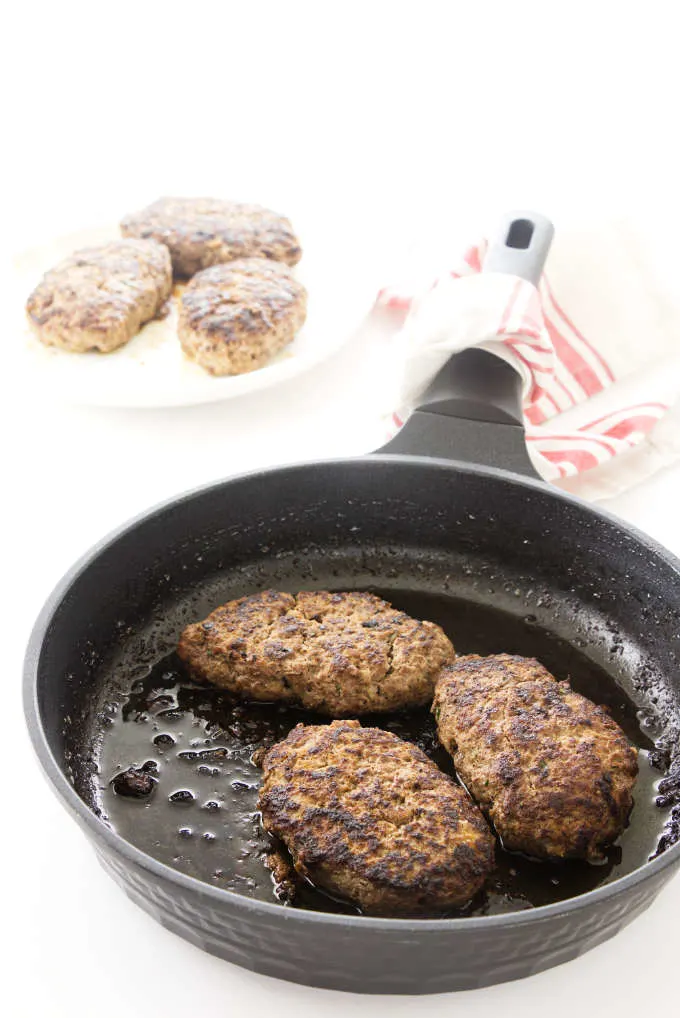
[258,720,495,914]
[432,654,639,861]
[26,240,172,353]
[120,197,301,278]
[177,258,307,376]
[177,590,454,716]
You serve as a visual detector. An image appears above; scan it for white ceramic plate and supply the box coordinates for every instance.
[12,225,376,408]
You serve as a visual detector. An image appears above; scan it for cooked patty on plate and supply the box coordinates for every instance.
[120,197,301,278]
[177,258,307,375]
[26,240,171,353]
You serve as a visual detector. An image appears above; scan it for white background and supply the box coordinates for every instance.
[4,2,680,1015]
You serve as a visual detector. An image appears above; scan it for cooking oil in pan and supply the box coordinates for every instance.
[93,590,670,919]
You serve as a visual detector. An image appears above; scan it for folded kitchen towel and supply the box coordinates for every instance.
[376,218,680,501]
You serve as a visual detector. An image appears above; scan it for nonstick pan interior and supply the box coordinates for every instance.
[33,457,680,926]
[96,582,665,918]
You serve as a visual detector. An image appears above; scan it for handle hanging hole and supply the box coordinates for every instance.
[505,219,534,250]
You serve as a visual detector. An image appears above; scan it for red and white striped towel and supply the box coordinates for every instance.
[377,222,680,491]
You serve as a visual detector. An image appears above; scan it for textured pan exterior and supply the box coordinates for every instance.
[95,840,669,992]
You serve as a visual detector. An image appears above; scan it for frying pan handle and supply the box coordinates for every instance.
[377,211,554,478]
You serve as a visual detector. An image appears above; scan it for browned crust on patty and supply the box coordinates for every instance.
[432,654,639,861]
[120,197,301,278]
[177,258,307,376]
[177,590,454,716]
[25,240,172,353]
[258,720,495,913]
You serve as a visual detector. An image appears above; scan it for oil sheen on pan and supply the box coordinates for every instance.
[86,591,673,919]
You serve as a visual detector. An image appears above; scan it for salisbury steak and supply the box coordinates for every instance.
[433,654,639,861]
[258,720,494,913]
[178,258,307,376]
[177,590,454,715]
[120,197,301,278]
[26,240,172,353]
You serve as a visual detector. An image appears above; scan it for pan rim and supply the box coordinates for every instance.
[23,454,680,931]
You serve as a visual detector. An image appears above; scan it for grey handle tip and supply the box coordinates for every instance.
[483,210,554,285]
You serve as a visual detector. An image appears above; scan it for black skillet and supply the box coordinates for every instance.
[24,213,680,993]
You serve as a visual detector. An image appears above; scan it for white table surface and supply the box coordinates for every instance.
[5,3,680,1015]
